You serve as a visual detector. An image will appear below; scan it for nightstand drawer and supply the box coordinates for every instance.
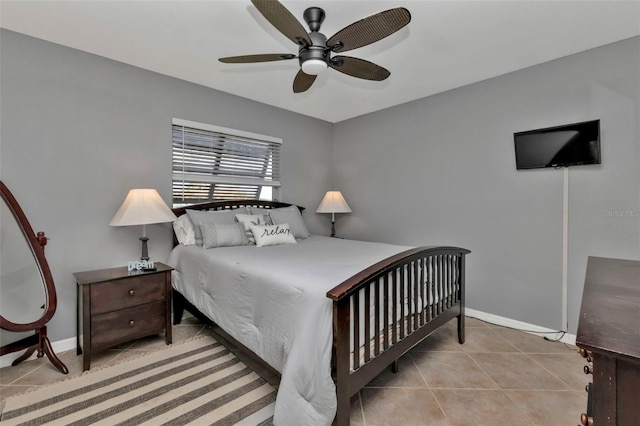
[90,274,165,315]
[90,301,166,348]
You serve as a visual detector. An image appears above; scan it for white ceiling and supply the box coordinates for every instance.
[2,1,639,123]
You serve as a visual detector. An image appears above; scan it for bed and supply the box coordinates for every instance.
[167,200,470,426]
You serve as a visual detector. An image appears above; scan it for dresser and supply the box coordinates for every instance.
[75,263,173,371]
[575,256,640,425]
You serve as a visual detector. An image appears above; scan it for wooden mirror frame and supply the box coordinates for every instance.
[0,180,68,374]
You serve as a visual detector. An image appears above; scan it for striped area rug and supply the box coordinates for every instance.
[1,336,276,425]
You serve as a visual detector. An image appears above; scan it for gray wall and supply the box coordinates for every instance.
[1,29,638,345]
[0,30,334,343]
[332,37,640,333]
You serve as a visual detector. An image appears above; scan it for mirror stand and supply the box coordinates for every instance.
[1,324,68,374]
[0,181,68,374]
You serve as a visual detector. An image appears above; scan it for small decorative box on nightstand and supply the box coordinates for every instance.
[74,262,173,371]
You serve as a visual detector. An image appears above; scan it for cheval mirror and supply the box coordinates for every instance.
[0,180,68,374]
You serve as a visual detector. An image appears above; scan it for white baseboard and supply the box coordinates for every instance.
[1,337,77,368]
[466,308,576,346]
[2,310,576,368]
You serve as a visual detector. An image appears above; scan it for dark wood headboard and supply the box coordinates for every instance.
[172,199,304,217]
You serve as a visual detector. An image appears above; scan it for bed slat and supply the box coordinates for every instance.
[374,279,381,357]
[398,266,404,339]
[352,289,360,371]
[383,273,390,350]
[364,284,371,363]
[392,270,397,345]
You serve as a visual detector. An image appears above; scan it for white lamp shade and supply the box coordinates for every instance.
[110,189,177,227]
[316,191,352,214]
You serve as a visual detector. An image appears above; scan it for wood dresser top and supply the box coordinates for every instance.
[576,256,640,361]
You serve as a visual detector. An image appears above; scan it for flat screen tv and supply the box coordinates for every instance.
[514,120,600,170]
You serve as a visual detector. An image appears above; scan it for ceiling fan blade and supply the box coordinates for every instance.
[326,8,411,53]
[251,0,312,47]
[293,70,317,93]
[329,56,390,81]
[219,53,296,64]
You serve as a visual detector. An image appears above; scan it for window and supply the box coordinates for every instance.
[172,119,281,207]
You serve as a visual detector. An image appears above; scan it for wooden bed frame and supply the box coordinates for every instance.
[171,199,470,426]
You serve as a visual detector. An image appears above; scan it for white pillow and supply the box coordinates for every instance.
[269,206,310,239]
[235,213,273,244]
[186,207,249,246]
[248,207,272,215]
[172,214,196,246]
[201,222,248,248]
[250,223,297,247]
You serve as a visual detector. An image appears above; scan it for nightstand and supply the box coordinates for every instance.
[74,262,173,371]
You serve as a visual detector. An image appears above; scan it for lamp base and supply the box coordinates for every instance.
[140,236,149,261]
[330,221,336,238]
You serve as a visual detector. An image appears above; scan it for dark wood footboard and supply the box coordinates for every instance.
[327,246,470,426]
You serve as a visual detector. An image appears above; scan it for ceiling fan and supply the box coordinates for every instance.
[219,0,411,93]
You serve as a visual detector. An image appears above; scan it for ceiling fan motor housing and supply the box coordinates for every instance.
[299,31,329,74]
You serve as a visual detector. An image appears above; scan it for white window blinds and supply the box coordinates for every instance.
[172,119,281,206]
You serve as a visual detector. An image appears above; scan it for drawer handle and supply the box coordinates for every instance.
[129,320,135,327]
[583,365,592,375]
[580,413,593,425]
[128,289,135,296]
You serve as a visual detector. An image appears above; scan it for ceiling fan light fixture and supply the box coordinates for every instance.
[301,58,328,75]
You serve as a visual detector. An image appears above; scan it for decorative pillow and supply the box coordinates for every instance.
[248,207,272,215]
[269,206,310,239]
[250,223,297,247]
[172,214,196,245]
[186,207,248,246]
[235,213,273,244]
[201,222,248,248]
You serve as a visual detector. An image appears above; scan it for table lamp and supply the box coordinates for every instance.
[110,189,177,263]
[316,190,352,237]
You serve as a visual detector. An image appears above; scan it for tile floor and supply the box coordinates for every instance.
[349,317,587,425]
[0,317,588,425]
